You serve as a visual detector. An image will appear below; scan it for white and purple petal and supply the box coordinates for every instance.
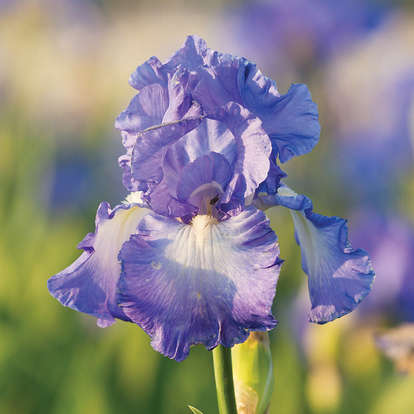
[48,197,148,327]
[117,206,281,361]
[255,186,375,323]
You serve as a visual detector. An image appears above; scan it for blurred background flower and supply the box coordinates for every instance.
[224,0,390,85]
[1,0,414,413]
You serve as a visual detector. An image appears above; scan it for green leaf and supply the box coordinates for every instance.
[188,405,204,414]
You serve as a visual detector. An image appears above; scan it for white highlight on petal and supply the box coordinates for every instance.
[277,185,297,198]
[151,261,162,270]
[164,214,227,273]
[93,205,147,293]
[124,191,146,205]
[275,185,326,275]
[283,198,341,283]
[277,185,323,278]
[191,214,219,236]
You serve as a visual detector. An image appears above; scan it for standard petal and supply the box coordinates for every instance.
[118,206,281,361]
[212,102,271,204]
[164,35,207,72]
[132,103,271,218]
[115,84,168,133]
[162,67,202,123]
[141,119,236,218]
[255,84,320,163]
[176,152,232,214]
[130,117,203,190]
[118,131,144,192]
[186,40,320,163]
[129,56,166,90]
[256,186,375,323]
[117,64,203,193]
[48,200,148,326]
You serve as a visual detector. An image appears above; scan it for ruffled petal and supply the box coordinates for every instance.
[115,84,168,133]
[256,151,287,195]
[118,206,281,361]
[118,36,318,196]
[131,102,270,218]
[211,102,271,205]
[129,56,166,90]
[130,117,203,191]
[255,186,375,323]
[48,199,148,326]
[183,38,319,163]
[162,67,202,123]
[118,131,141,192]
[142,118,235,218]
[117,65,203,193]
[255,84,320,163]
[164,35,208,72]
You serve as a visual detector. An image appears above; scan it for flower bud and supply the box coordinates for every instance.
[232,332,274,414]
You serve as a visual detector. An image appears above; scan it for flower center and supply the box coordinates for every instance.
[188,182,223,215]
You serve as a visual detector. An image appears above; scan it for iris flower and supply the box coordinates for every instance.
[48,36,374,361]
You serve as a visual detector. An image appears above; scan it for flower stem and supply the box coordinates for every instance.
[212,345,238,414]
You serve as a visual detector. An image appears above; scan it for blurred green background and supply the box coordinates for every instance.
[1,1,414,413]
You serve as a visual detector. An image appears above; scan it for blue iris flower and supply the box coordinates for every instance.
[48,36,374,361]
[349,211,414,323]
[228,0,389,74]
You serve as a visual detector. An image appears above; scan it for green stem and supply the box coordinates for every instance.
[212,345,238,414]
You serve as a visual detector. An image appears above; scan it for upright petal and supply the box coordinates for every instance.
[176,152,232,214]
[129,56,166,90]
[117,65,203,193]
[255,84,320,163]
[164,35,207,72]
[130,116,203,191]
[188,41,320,163]
[212,102,271,204]
[115,84,168,133]
[256,186,375,323]
[131,102,271,218]
[118,206,281,361]
[48,198,148,327]
[118,131,143,192]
